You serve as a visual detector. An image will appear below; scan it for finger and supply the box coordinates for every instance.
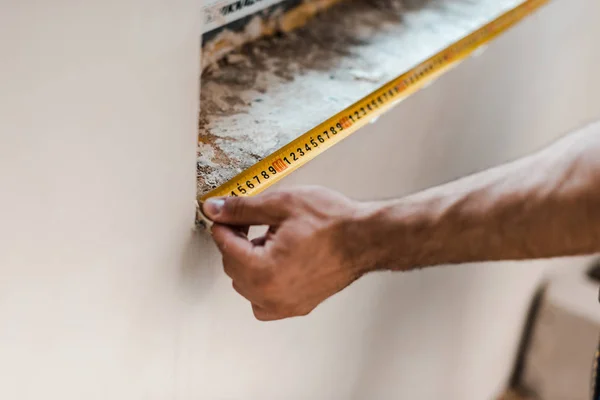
[231,281,265,307]
[211,224,257,264]
[203,193,291,226]
[222,255,249,281]
[252,304,282,322]
[222,257,236,279]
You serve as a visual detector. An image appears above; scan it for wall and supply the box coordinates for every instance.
[0,1,204,398]
[0,0,598,399]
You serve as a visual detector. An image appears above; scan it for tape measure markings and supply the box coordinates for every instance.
[199,0,549,203]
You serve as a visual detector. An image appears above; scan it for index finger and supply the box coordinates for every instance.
[211,223,260,264]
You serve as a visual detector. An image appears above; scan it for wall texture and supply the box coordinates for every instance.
[0,0,599,399]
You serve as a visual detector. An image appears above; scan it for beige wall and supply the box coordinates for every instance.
[0,0,599,399]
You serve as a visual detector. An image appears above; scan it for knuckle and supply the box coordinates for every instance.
[255,315,274,322]
[252,309,265,321]
[279,307,307,319]
[252,307,273,322]
[297,308,312,317]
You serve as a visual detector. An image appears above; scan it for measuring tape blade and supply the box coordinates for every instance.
[199,0,549,204]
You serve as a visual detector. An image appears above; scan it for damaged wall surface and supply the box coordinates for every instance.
[1,0,600,399]
[202,0,343,70]
[197,0,532,196]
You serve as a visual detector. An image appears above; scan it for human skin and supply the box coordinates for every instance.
[203,120,600,321]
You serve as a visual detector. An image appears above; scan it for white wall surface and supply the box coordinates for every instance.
[0,0,599,399]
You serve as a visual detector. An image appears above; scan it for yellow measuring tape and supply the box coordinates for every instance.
[199,0,548,204]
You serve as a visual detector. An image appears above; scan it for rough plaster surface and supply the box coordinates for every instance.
[202,0,341,69]
[197,0,528,196]
[2,0,600,399]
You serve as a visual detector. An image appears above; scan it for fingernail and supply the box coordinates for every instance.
[203,198,225,218]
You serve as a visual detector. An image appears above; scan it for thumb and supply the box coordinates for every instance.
[202,195,289,226]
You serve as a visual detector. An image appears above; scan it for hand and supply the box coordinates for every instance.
[203,186,371,321]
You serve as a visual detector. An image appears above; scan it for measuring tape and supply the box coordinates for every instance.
[198,0,549,206]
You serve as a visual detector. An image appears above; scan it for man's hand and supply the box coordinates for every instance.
[203,121,600,321]
[202,187,371,321]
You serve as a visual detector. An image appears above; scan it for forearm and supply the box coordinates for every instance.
[355,121,600,271]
